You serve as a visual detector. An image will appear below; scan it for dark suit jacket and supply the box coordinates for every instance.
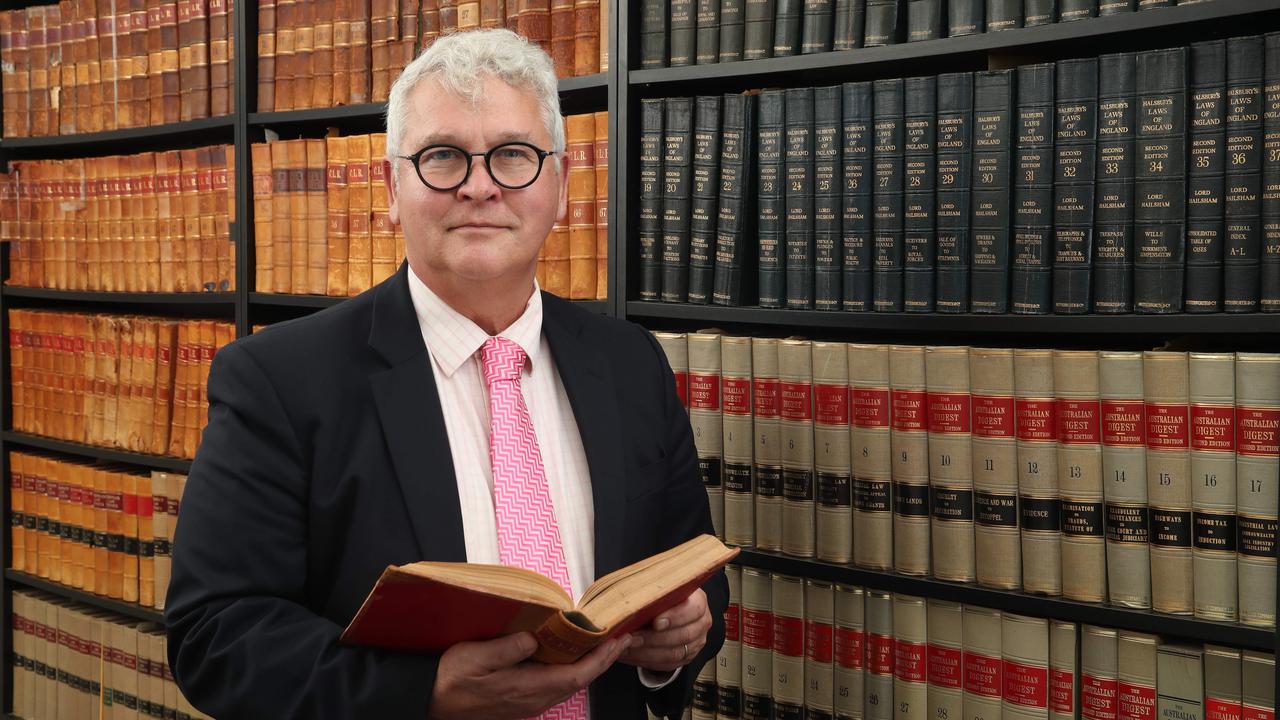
[164,264,727,719]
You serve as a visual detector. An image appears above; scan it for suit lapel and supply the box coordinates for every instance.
[542,294,627,579]
[367,265,467,563]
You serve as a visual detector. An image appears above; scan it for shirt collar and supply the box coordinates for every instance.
[406,266,544,378]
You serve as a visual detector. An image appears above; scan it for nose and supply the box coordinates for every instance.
[456,154,501,201]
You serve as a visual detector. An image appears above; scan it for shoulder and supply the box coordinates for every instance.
[541,293,664,364]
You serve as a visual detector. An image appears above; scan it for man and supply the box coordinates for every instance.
[165,29,727,719]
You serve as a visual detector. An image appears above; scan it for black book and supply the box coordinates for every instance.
[1058,0,1094,20]
[936,71,975,313]
[638,98,666,301]
[697,0,721,64]
[802,0,835,52]
[744,0,777,59]
[1052,58,1098,315]
[864,0,901,47]
[719,0,746,61]
[842,81,875,311]
[670,0,698,66]
[833,0,866,50]
[661,97,695,303]
[1136,0,1170,9]
[1263,32,1280,312]
[758,90,787,308]
[985,0,1022,31]
[1097,0,1132,13]
[785,86,817,309]
[774,0,802,56]
[971,69,1016,313]
[1224,35,1265,313]
[1185,40,1227,313]
[1093,52,1137,314]
[904,75,938,312]
[1024,0,1054,25]
[640,0,670,69]
[814,86,844,309]
[1134,47,1189,314]
[714,93,759,306]
[1011,63,1056,315]
[948,0,983,36]
[689,96,724,304]
[873,78,906,311]
[907,0,943,42]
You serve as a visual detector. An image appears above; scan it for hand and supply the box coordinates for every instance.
[619,589,712,674]
[427,631,632,720]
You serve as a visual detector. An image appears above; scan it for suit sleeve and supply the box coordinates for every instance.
[637,327,730,719]
[164,342,438,719]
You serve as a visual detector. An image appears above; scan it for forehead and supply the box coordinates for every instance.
[404,76,549,149]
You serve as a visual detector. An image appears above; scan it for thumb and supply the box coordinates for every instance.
[474,631,539,671]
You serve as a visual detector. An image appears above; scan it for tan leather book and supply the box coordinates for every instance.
[833,584,865,720]
[177,0,193,119]
[73,316,91,443]
[252,142,275,291]
[1054,350,1105,603]
[286,140,309,292]
[142,318,161,453]
[398,0,418,83]
[114,2,135,130]
[1189,352,1238,621]
[891,344,930,577]
[572,0,598,76]
[312,0,335,108]
[27,7,49,136]
[331,0,350,105]
[0,11,16,138]
[1234,352,1280,628]
[293,0,315,109]
[305,138,329,294]
[438,0,457,31]
[274,0,296,110]
[419,0,440,50]
[177,148,201,291]
[8,312,26,435]
[208,0,229,115]
[105,469,125,598]
[256,0,276,111]
[544,220,569,295]
[688,330,725,540]
[167,322,190,457]
[1156,644,1203,720]
[348,0,370,103]
[189,0,210,119]
[126,318,151,452]
[369,133,396,285]
[130,0,150,126]
[153,321,177,455]
[138,153,161,293]
[147,0,164,125]
[1204,645,1242,720]
[269,141,293,292]
[926,345,975,583]
[196,146,218,290]
[693,649,716,719]
[346,134,373,294]
[550,0,573,77]
[479,0,503,27]
[566,113,596,299]
[593,110,608,299]
[155,150,180,291]
[598,0,606,69]
[122,470,141,602]
[159,0,180,123]
[971,347,1020,591]
[369,0,391,102]
[1015,348,1061,597]
[457,0,479,28]
[185,321,214,458]
[1142,350,1192,615]
[721,336,754,548]
[326,135,350,296]
[812,341,851,564]
[217,144,234,290]
[72,462,94,589]
[520,0,551,52]
[504,0,518,33]
[113,316,136,450]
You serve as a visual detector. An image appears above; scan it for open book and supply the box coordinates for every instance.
[340,534,739,664]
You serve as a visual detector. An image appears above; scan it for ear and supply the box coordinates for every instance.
[556,153,569,223]
[384,158,400,225]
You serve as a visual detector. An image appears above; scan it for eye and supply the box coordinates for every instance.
[423,148,459,163]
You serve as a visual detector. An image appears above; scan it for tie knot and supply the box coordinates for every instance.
[480,336,527,384]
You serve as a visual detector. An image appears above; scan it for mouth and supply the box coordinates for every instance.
[451,222,509,230]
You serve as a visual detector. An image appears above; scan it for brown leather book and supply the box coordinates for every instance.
[132,319,158,453]
[550,0,573,78]
[116,2,137,129]
[346,133,373,294]
[545,219,570,297]
[369,0,391,102]
[153,321,177,454]
[521,0,551,53]
[573,0,598,76]
[177,148,201,291]
[252,142,275,292]
[227,0,235,113]
[419,0,440,50]
[128,0,148,126]
[274,0,296,111]
[480,0,504,27]
[159,0,180,123]
[184,321,212,458]
[207,0,229,115]
[0,11,17,138]
[398,0,419,75]
[305,139,328,294]
[105,156,125,292]
[167,322,191,457]
[114,316,136,449]
[211,145,232,290]
[312,0,335,108]
[458,0,480,29]
[27,7,50,136]
[189,0,210,119]
[224,142,236,289]
[287,140,309,292]
[593,110,608,299]
[257,0,277,112]
[79,5,97,133]
[177,0,193,120]
[270,140,294,292]
[369,132,396,285]
[438,0,458,32]
[293,0,315,108]
[331,0,351,105]
[348,0,370,103]
[105,469,126,598]
[155,150,181,292]
[504,0,519,32]
[196,146,217,290]
[137,152,160,292]
[566,113,596,299]
[137,469,154,607]
[146,0,163,125]
[326,135,350,296]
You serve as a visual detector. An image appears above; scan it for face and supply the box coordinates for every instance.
[387,75,568,289]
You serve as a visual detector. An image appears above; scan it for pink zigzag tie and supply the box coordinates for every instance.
[480,336,589,720]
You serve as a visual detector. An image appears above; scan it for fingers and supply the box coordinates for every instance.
[650,589,708,632]
[516,634,634,705]
[468,631,539,671]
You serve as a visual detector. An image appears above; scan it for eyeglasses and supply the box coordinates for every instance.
[397,142,557,191]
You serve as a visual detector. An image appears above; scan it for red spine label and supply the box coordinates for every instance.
[754,378,780,419]
[1145,403,1190,449]
[1103,401,1146,446]
[1003,660,1049,709]
[742,609,773,650]
[927,645,963,689]
[780,382,813,422]
[815,383,850,426]
[1192,405,1236,452]
[773,615,804,658]
[869,633,895,676]
[1016,399,1057,441]
[892,390,927,432]
[928,393,973,434]
[1058,399,1102,445]
[973,395,1016,438]
[688,372,721,411]
[672,371,689,407]
[853,388,890,428]
[806,620,833,663]
[723,378,751,416]
[895,640,927,683]
[1237,406,1280,457]
[835,627,864,670]
[1206,699,1243,720]
[1243,707,1275,720]
[1081,674,1117,720]
[724,603,741,642]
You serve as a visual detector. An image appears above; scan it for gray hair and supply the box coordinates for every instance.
[384,29,564,171]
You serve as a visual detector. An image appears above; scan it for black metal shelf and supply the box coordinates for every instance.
[1,432,193,474]
[0,115,236,158]
[737,550,1276,651]
[628,0,1280,94]
[249,292,349,309]
[4,570,164,624]
[2,287,237,312]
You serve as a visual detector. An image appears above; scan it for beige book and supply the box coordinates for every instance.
[1189,353,1239,621]
[1054,350,1105,603]
[834,584,866,720]
[779,338,816,558]
[1001,613,1049,720]
[152,471,172,610]
[752,337,783,552]
[741,567,774,719]
[1241,651,1274,720]
[772,574,806,718]
[894,594,929,720]
[721,336,755,548]
[970,347,1019,590]
[813,341,852,563]
[689,331,726,540]
[305,138,330,295]
[1014,348,1060,596]
[694,656,718,719]
[716,565,743,718]
[567,113,597,299]
[325,136,351,297]
[1117,632,1158,720]
[1100,351,1151,609]
[805,579,836,719]
[1048,622,1076,720]
[11,592,28,720]
[850,343,893,572]
[1204,645,1242,720]
[653,331,690,409]
[1082,626,1119,720]
[890,344,930,576]
[346,134,374,295]
[116,618,142,719]
[1142,351,1192,615]
[926,345,974,583]
[1156,644,1203,720]
[927,600,964,720]
[1234,352,1280,628]
[865,590,895,720]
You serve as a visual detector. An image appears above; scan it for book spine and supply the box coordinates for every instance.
[770,0,799,56]
[890,344,929,577]
[1054,350,1105,603]
[689,332,726,540]
[696,0,719,63]
[971,69,1015,313]
[936,72,974,313]
[670,0,696,65]
[985,0,1021,31]
[307,139,330,294]
[1224,36,1265,312]
[1189,352,1239,621]
[594,111,608,300]
[719,0,745,61]
[753,337,784,552]
[814,86,844,310]
[1156,645,1204,720]
[722,338,756,548]
[714,93,757,306]
[639,0,668,67]
[850,343,893,572]
[1118,632,1159,720]
[780,339,816,558]
[805,580,836,719]
[1234,352,1280,628]
[1262,34,1280,312]
[1011,63,1055,316]
[1100,350,1151,609]
[1052,58,1098,314]
[865,590,895,720]
[773,574,807,719]
[654,331,690,410]
[863,0,899,47]
[926,346,974,583]
[971,347,1020,590]
[1058,0,1093,20]
[345,134,372,295]
[1001,613,1050,720]
[927,600,964,720]
[1184,41,1228,312]
[325,137,349,296]
[1097,0,1131,13]
[831,0,863,51]
[717,566,743,718]
[800,0,832,53]
[842,81,874,311]
[743,0,775,60]
[1242,651,1275,720]
[963,607,1004,720]
[742,567,775,720]
[1024,0,1053,25]
[1203,645,1243,720]
[1143,350,1193,615]
[550,0,575,78]
[785,87,816,309]
[758,90,786,308]
[1049,621,1078,720]
[662,97,694,303]
[894,595,929,720]
[903,76,937,313]
[695,656,718,719]
[906,0,941,42]
[1015,348,1061,596]
[874,78,905,312]
[1134,47,1189,313]
[639,98,665,301]
[834,584,866,720]
[813,341,852,563]
[947,0,981,35]
[1094,52,1137,313]
[689,96,723,305]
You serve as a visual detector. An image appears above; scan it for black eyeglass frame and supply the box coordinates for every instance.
[396,141,559,191]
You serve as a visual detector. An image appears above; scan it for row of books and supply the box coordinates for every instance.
[0,0,235,139]
[10,591,209,720]
[257,0,608,114]
[8,311,235,461]
[664,564,1276,720]
[652,330,1280,627]
[9,453,186,613]
[639,0,1225,69]
[2,146,238,294]
[539,112,610,300]
[638,33,1280,314]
